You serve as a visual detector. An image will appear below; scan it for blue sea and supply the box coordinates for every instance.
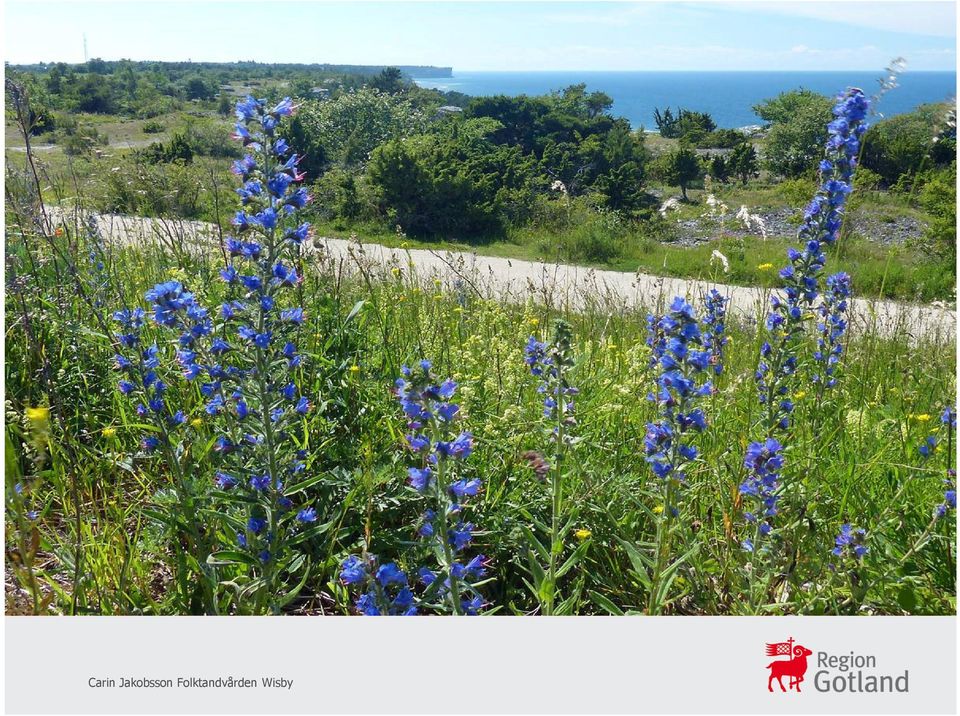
[413,71,957,129]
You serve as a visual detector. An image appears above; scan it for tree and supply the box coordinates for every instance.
[594,121,647,210]
[709,154,730,184]
[653,107,715,142]
[585,91,614,118]
[861,103,954,185]
[366,118,534,237]
[754,88,828,125]
[654,144,702,200]
[73,74,116,113]
[184,76,213,101]
[371,67,404,94]
[654,107,680,138]
[217,91,231,116]
[754,90,832,177]
[285,88,426,177]
[728,143,759,185]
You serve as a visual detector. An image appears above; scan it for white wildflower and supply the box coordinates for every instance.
[737,205,768,240]
[550,179,567,194]
[710,249,730,274]
[705,193,729,218]
[659,196,681,217]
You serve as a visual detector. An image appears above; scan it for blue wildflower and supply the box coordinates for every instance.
[832,523,868,560]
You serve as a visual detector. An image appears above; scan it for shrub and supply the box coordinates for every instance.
[861,103,954,186]
[755,90,833,177]
[916,165,957,268]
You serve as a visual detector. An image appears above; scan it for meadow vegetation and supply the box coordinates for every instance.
[4,82,955,616]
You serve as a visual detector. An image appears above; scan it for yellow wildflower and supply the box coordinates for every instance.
[102,426,117,438]
[190,418,203,428]
[911,414,932,423]
[757,263,774,271]
[653,504,664,515]
[25,406,49,423]
[528,317,540,327]
[574,529,592,541]
[391,267,401,277]
[793,390,806,400]
[349,365,360,374]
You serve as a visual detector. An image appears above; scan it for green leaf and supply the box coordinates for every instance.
[525,546,546,590]
[588,590,624,616]
[344,300,365,324]
[614,537,652,589]
[555,540,589,579]
[277,557,312,609]
[206,550,259,567]
[897,585,917,612]
[286,471,332,496]
[654,543,698,607]
[521,526,549,562]
[538,577,555,606]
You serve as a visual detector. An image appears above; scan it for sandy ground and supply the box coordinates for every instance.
[51,210,958,344]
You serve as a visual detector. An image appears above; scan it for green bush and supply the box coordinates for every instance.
[916,165,957,268]
[755,90,833,178]
[862,103,954,186]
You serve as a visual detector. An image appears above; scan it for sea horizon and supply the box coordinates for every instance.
[413,69,957,129]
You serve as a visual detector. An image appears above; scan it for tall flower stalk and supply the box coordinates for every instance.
[813,271,851,401]
[740,88,869,609]
[643,297,712,614]
[206,95,317,613]
[112,287,217,613]
[395,360,486,615]
[523,320,580,615]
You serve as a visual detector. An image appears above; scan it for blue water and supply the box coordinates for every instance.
[413,71,957,129]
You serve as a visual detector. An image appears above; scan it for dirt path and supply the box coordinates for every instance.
[63,211,957,344]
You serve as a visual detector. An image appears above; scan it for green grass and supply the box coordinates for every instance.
[311,214,954,303]
[4,210,956,615]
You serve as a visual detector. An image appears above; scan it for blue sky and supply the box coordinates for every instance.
[4,1,956,71]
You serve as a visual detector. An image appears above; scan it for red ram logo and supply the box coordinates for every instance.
[766,638,813,692]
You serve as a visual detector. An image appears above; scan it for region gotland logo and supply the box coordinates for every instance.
[764,637,909,694]
[765,637,813,692]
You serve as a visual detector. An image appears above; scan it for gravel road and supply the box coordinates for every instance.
[61,211,957,344]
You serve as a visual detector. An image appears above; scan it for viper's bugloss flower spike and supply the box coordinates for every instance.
[814,272,852,390]
[742,89,869,556]
[739,438,785,544]
[644,297,711,486]
[525,320,578,441]
[391,360,485,614]
[702,289,729,376]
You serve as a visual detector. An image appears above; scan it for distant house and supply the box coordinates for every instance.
[434,105,464,120]
[310,87,329,97]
